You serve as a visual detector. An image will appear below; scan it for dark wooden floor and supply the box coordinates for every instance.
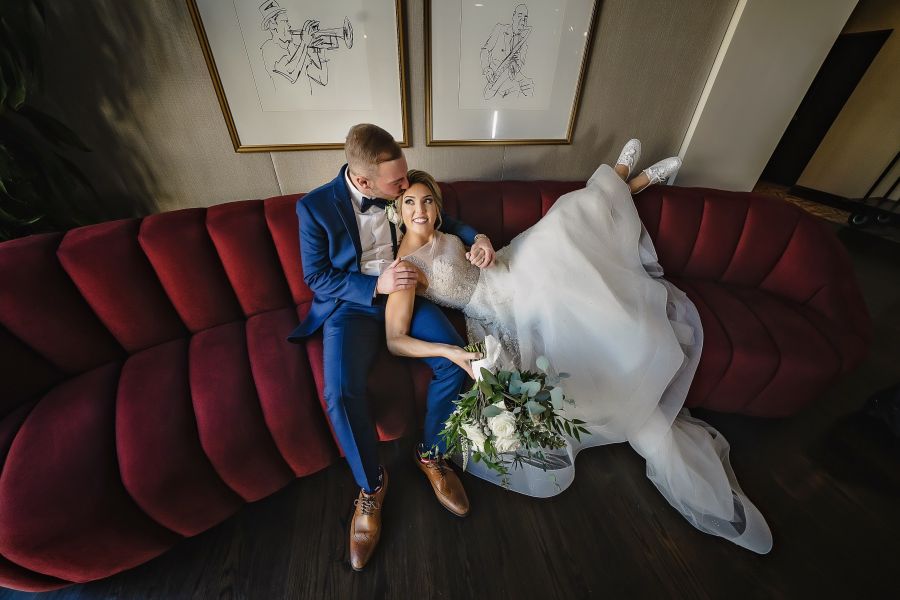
[3,227,899,599]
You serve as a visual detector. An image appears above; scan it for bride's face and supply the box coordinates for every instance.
[401,183,438,234]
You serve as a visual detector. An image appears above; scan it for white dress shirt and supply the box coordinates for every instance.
[344,168,401,276]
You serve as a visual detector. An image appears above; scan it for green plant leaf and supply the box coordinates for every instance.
[479,368,498,386]
[1,50,27,109]
[17,105,91,151]
[535,356,550,372]
[481,405,502,418]
[0,202,41,226]
[535,390,550,402]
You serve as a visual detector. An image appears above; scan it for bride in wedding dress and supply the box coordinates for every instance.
[384,140,773,554]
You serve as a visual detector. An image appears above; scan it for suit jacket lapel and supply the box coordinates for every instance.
[332,164,363,263]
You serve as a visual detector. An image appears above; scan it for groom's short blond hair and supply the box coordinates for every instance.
[345,124,402,177]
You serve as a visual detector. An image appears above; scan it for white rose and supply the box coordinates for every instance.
[461,423,487,452]
[493,434,521,453]
[487,404,517,439]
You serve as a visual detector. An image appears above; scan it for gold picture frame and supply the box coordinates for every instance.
[187,0,409,151]
[425,0,599,146]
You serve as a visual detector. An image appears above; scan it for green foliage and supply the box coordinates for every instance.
[0,0,97,241]
[440,356,589,488]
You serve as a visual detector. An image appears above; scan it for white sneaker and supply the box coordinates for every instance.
[615,139,641,179]
[643,156,682,185]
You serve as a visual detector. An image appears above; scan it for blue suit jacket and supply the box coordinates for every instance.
[288,164,478,342]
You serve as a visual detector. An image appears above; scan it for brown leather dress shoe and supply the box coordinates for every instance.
[349,467,388,571]
[415,451,470,517]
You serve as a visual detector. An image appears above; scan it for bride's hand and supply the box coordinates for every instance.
[467,236,496,269]
[445,346,483,380]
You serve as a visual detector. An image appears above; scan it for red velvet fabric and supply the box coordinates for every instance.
[0,556,68,593]
[265,196,314,307]
[116,339,244,536]
[57,220,187,353]
[188,321,295,501]
[245,308,336,475]
[0,233,123,375]
[139,209,244,333]
[0,181,870,591]
[0,328,61,418]
[0,364,179,582]
[206,201,294,317]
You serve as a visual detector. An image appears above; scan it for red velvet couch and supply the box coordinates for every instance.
[0,181,870,591]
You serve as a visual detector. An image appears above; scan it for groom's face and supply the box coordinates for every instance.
[367,156,409,200]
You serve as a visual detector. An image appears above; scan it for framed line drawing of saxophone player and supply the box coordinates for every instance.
[188,0,409,151]
[426,0,599,145]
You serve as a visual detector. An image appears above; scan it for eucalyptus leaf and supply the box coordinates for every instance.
[535,390,550,402]
[550,387,564,410]
[525,400,546,415]
[481,405,502,418]
[535,356,550,372]
[521,380,541,397]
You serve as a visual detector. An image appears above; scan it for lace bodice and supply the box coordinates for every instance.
[402,232,520,368]
[402,233,481,310]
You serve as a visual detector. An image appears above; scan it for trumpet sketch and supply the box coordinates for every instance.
[258,0,354,94]
[480,3,533,100]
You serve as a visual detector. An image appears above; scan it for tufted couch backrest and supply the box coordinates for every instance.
[0,181,872,422]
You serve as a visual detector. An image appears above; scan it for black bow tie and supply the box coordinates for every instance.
[360,197,388,213]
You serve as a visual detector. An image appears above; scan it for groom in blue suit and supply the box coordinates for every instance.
[288,124,495,570]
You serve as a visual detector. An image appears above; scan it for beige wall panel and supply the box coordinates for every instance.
[797,0,900,198]
[503,0,737,181]
[39,0,737,214]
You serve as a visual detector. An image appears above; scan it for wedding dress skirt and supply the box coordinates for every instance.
[402,165,773,554]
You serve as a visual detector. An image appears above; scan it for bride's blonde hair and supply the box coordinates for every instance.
[405,169,444,230]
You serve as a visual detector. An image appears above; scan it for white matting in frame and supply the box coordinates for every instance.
[427,0,598,145]
[189,0,408,151]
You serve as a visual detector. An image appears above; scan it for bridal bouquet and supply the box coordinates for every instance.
[440,336,589,487]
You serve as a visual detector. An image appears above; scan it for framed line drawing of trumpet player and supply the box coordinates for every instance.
[426,0,599,145]
[188,0,408,151]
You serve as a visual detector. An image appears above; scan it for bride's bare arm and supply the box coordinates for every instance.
[385,274,480,378]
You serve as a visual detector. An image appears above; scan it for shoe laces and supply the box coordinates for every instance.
[354,494,379,516]
[431,458,448,478]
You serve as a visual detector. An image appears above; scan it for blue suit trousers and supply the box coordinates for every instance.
[322,297,468,493]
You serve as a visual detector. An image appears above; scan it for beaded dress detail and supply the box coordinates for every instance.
[401,232,521,369]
